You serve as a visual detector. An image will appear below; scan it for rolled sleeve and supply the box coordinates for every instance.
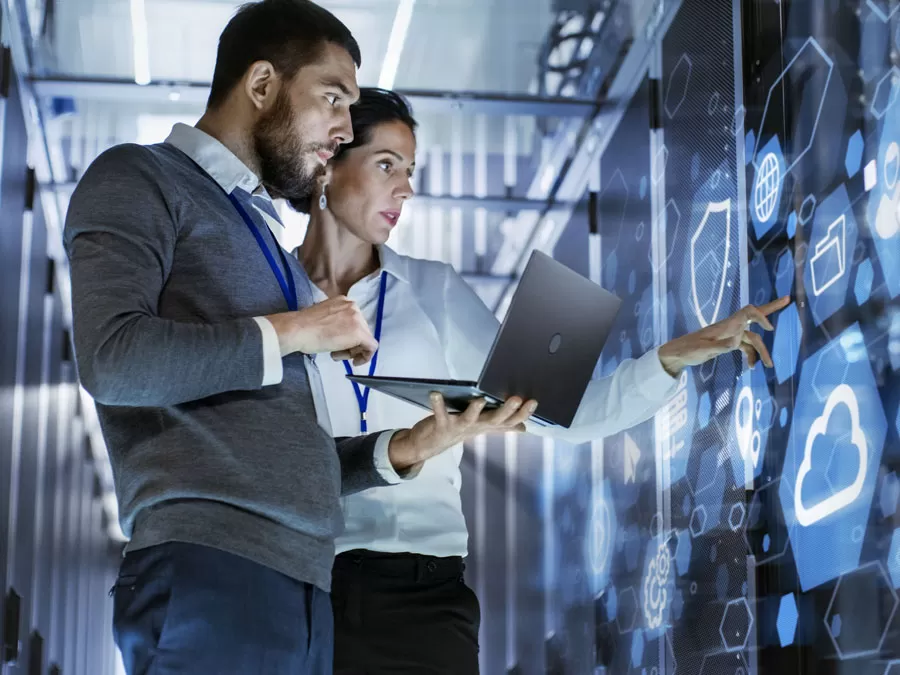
[373,430,423,483]
[252,317,284,386]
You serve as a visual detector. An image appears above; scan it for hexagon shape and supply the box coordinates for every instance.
[872,66,900,119]
[699,652,747,675]
[616,585,639,634]
[804,185,860,326]
[887,529,900,588]
[720,597,754,652]
[855,258,875,306]
[751,136,787,238]
[631,629,645,668]
[831,613,842,638]
[846,130,864,177]
[868,77,900,299]
[775,249,795,298]
[665,54,692,119]
[675,529,692,576]
[744,479,791,564]
[787,211,798,238]
[825,562,899,658]
[754,37,834,174]
[800,194,817,224]
[777,594,799,646]
[780,324,890,590]
[868,0,900,21]
[690,506,708,537]
[730,503,746,531]
[773,302,802,384]
[882,472,900,518]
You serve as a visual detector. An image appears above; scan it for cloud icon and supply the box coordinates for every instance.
[794,384,868,526]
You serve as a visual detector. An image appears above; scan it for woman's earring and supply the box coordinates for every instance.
[319,184,328,211]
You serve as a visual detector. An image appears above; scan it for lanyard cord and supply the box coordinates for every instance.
[343,272,388,433]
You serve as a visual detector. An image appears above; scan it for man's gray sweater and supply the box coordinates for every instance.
[64,141,392,591]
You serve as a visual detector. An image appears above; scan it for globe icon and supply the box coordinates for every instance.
[754,152,782,223]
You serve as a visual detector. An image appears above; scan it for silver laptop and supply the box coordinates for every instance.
[347,250,622,428]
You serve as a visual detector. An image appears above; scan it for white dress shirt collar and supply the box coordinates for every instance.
[165,123,266,197]
[378,245,410,284]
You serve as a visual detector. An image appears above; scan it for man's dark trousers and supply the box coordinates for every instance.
[112,542,333,674]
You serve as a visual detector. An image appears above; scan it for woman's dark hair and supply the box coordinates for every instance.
[208,0,361,110]
[290,87,417,213]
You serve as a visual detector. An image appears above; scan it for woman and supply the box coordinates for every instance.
[293,88,784,673]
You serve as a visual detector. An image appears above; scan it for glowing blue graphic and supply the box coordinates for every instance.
[729,502,746,531]
[787,211,797,238]
[638,286,655,352]
[780,408,789,427]
[855,259,875,306]
[656,368,697,489]
[777,594,799,646]
[883,473,900,518]
[698,392,711,428]
[688,198,733,328]
[751,136,786,238]
[831,614,842,638]
[674,529,692,576]
[749,249,775,307]
[720,597,753,652]
[779,324,888,590]
[825,562,898,659]
[871,66,900,119]
[846,130,864,177]
[631,629,644,668]
[640,175,648,199]
[773,302,802,384]
[888,529,900,587]
[754,37,834,174]
[607,585,618,617]
[665,53,692,119]
[775,249,795,298]
[868,80,900,297]
[800,194,817,224]
[804,185,859,325]
[868,0,900,22]
[730,361,776,486]
[653,145,669,185]
[605,249,618,291]
[589,479,617,593]
[642,537,673,633]
[744,130,756,165]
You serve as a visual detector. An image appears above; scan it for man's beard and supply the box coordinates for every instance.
[253,89,331,201]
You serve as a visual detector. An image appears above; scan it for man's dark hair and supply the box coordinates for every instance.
[290,87,417,213]
[207,0,362,109]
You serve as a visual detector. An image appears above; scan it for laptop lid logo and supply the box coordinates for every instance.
[549,333,563,354]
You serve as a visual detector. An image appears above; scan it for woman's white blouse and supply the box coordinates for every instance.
[311,245,678,557]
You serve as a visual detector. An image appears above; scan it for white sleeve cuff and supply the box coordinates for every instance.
[635,347,680,400]
[253,317,284,386]
[373,430,423,484]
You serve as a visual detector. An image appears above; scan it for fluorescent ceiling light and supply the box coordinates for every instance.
[378,0,416,89]
[130,0,151,85]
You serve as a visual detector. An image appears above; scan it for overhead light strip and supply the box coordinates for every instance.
[377,0,416,89]
[130,0,151,85]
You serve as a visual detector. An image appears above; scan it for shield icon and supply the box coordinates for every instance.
[690,198,732,327]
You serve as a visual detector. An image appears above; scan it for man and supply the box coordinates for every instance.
[63,1,532,673]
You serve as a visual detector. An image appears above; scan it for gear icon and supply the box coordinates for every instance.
[643,541,671,629]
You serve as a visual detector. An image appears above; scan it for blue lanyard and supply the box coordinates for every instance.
[343,272,388,433]
[227,192,299,312]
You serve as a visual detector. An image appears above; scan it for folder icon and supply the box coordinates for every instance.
[810,214,846,296]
